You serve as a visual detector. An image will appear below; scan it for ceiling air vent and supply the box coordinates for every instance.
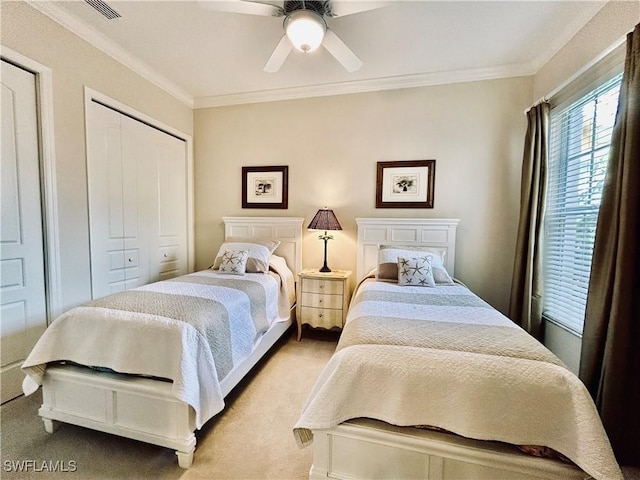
[85,0,121,19]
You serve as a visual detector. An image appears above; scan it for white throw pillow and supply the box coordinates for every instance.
[212,241,272,273]
[397,256,436,287]
[217,249,249,275]
[377,245,454,284]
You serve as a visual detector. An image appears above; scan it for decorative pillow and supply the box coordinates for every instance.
[217,249,249,275]
[212,241,272,273]
[377,245,454,284]
[397,256,436,287]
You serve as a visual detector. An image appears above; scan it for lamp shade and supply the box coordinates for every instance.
[308,208,342,231]
[284,10,326,53]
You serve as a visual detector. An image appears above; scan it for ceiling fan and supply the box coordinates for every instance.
[202,0,388,73]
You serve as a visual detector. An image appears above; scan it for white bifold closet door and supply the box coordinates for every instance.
[86,100,187,299]
[1,60,48,403]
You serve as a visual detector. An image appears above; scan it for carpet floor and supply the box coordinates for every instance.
[2,327,639,480]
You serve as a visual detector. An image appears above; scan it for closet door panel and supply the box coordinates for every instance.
[120,115,150,289]
[149,129,187,281]
[86,102,126,298]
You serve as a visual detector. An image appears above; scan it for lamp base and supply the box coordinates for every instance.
[320,235,331,273]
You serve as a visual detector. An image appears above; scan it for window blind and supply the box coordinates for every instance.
[543,73,622,334]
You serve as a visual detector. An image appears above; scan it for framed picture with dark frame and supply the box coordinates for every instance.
[376,160,435,208]
[242,165,289,209]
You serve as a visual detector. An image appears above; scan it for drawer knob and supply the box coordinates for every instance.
[163,253,168,258]
[319,284,324,289]
[319,298,323,303]
[318,313,323,318]
[128,258,133,263]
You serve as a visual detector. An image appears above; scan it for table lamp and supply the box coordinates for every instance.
[307,207,342,272]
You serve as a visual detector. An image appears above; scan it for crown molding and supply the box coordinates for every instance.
[27,0,600,111]
[26,0,194,108]
[193,62,535,108]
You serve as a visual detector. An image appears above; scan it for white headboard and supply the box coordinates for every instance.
[223,217,304,274]
[356,218,460,281]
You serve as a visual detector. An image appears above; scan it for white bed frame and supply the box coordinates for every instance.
[37,216,304,469]
[309,217,591,480]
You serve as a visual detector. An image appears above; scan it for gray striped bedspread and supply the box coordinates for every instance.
[22,269,293,428]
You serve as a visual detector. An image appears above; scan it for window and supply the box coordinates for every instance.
[543,73,622,334]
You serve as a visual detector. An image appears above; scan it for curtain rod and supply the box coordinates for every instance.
[524,98,548,115]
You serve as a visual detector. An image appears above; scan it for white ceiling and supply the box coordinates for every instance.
[31,0,607,107]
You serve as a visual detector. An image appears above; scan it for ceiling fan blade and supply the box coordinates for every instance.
[263,35,293,73]
[199,0,284,17]
[322,29,363,72]
[329,1,390,17]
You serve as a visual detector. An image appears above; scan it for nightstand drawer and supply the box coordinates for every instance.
[296,269,352,341]
[301,292,343,309]
[302,278,344,295]
[300,307,343,330]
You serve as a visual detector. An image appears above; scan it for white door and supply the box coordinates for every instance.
[87,100,188,298]
[120,114,151,289]
[0,60,48,403]
[86,101,128,298]
[143,124,188,281]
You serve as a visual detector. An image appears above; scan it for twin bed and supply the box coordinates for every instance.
[21,216,303,468]
[294,218,621,480]
[22,216,621,479]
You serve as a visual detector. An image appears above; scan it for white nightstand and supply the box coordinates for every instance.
[296,269,352,341]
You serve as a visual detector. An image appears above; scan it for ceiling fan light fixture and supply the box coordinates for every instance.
[284,10,326,53]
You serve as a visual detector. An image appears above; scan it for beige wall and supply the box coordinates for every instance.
[7,0,631,321]
[533,0,639,100]
[1,2,194,312]
[195,76,533,313]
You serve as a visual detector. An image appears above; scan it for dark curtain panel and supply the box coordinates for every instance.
[580,24,640,465]
[508,102,549,340]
